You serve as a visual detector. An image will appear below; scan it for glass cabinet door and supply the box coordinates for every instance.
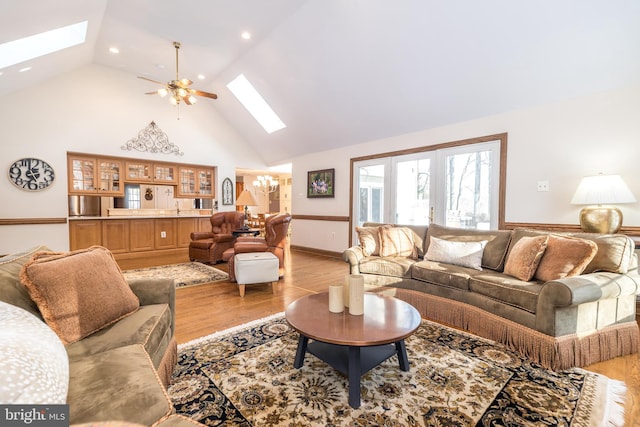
[98,160,122,195]
[198,169,213,196]
[179,168,197,196]
[154,164,177,183]
[69,157,97,192]
[125,162,152,181]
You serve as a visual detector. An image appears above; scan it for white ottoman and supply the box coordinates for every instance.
[234,252,279,297]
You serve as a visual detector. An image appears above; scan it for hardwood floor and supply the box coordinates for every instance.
[174,248,640,425]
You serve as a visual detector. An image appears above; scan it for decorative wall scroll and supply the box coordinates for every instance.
[121,121,184,156]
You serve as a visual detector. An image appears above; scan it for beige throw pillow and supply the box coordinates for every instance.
[425,236,487,270]
[355,226,382,256]
[379,226,417,259]
[503,235,549,281]
[570,233,634,274]
[534,235,598,282]
[20,246,140,345]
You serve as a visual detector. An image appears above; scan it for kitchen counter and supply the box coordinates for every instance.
[68,214,215,269]
[68,214,211,220]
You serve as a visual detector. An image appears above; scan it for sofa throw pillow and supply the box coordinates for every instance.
[425,223,512,271]
[0,301,69,403]
[355,226,383,256]
[503,235,549,281]
[20,246,140,345]
[425,236,487,270]
[534,235,598,282]
[379,226,418,259]
[569,233,634,274]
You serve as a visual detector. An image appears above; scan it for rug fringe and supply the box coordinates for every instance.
[178,312,285,350]
[603,379,627,427]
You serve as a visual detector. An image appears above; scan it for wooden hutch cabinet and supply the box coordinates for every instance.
[67,155,123,196]
[153,164,178,184]
[177,166,214,198]
[125,161,178,184]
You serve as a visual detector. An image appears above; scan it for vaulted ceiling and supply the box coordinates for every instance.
[2,1,640,165]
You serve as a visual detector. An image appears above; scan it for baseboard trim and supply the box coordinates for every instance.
[114,248,189,270]
[290,245,343,259]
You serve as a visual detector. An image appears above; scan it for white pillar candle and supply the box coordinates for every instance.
[343,275,350,308]
[329,284,344,313]
[348,274,364,316]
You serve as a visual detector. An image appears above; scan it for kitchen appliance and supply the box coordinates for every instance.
[68,196,101,216]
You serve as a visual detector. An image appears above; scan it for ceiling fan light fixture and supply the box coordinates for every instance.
[137,41,217,112]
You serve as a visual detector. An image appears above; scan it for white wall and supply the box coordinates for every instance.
[290,84,640,252]
[0,64,267,254]
[2,66,638,256]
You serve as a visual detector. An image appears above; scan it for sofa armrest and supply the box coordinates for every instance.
[342,246,366,274]
[128,278,176,332]
[190,231,213,241]
[538,271,640,309]
[536,270,640,336]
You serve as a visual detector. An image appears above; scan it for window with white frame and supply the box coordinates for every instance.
[351,134,507,243]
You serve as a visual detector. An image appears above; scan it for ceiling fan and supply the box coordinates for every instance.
[138,41,218,106]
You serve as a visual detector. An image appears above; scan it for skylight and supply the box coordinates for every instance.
[227,74,286,134]
[0,21,88,70]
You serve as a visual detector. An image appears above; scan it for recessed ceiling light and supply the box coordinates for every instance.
[241,31,251,40]
[156,64,166,70]
[109,47,119,54]
[19,66,32,73]
[197,74,205,80]
[0,21,87,69]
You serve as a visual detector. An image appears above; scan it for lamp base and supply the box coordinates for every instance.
[242,206,250,230]
[579,206,623,234]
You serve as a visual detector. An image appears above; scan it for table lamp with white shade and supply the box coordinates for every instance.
[236,190,258,230]
[570,174,636,234]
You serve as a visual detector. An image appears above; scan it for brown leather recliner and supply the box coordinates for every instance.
[189,211,245,263]
[228,212,292,281]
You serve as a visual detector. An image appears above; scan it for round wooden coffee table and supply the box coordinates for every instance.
[285,292,421,408]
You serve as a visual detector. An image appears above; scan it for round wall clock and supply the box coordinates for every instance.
[8,158,55,191]
[222,177,234,205]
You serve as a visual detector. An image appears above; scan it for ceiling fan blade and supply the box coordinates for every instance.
[144,91,159,95]
[190,89,218,99]
[137,76,166,85]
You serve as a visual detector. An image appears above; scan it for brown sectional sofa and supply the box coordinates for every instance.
[343,223,640,369]
[0,246,202,426]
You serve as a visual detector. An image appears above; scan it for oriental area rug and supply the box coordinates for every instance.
[122,262,228,288]
[169,313,625,426]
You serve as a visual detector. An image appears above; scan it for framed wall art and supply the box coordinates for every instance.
[222,177,234,205]
[307,168,334,198]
